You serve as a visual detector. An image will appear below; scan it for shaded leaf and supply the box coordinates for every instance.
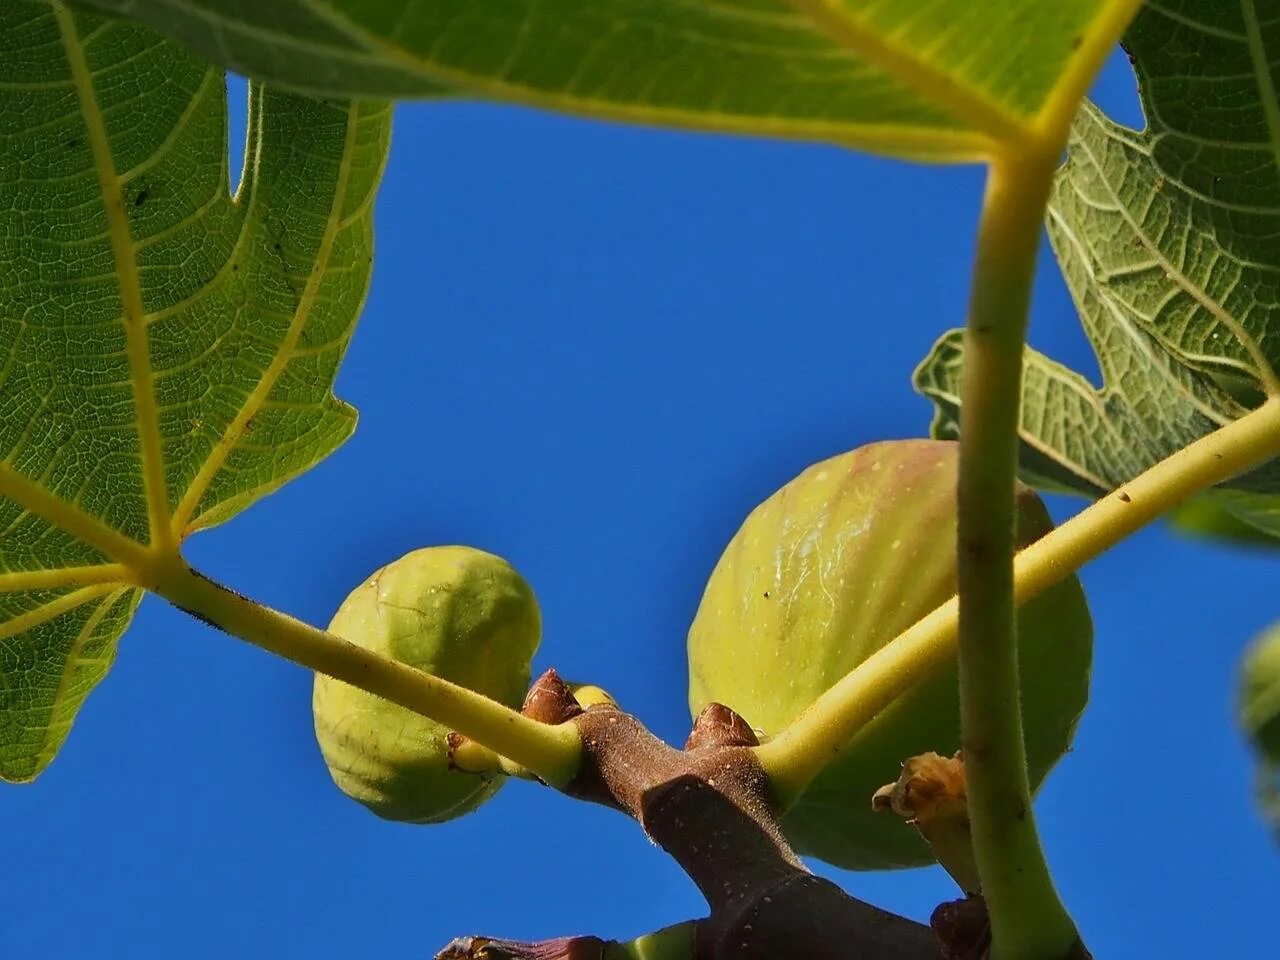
[1169,491,1280,549]
[1240,623,1280,834]
[77,0,1122,160]
[915,0,1280,535]
[0,0,390,781]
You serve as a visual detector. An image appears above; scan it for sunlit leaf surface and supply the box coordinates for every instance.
[0,1,389,780]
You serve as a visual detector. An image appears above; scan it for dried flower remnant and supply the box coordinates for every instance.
[874,751,980,895]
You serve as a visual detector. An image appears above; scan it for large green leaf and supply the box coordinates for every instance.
[915,0,1280,534]
[77,0,1125,160]
[1241,623,1280,833]
[0,0,390,781]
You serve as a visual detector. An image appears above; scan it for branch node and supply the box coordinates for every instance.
[685,703,760,751]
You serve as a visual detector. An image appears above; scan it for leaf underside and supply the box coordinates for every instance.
[77,0,1116,161]
[0,0,390,781]
[915,0,1280,539]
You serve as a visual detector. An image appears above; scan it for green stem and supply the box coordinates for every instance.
[955,149,1072,960]
[1015,400,1280,597]
[148,559,582,787]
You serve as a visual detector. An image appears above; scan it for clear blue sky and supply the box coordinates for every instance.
[2,52,1276,958]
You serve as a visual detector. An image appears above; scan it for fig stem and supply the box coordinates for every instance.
[148,559,583,787]
[950,149,1076,960]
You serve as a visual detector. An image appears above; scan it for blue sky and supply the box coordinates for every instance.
[2,51,1276,958]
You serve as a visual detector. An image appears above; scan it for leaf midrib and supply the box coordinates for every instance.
[782,0,1023,143]
[55,1,174,552]
[0,20,379,620]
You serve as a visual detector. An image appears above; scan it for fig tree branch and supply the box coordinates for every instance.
[561,690,940,959]
[437,677,945,959]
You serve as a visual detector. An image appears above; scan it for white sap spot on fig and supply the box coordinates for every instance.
[797,529,819,558]
[836,516,871,544]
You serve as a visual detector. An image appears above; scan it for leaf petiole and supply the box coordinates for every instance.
[951,148,1075,959]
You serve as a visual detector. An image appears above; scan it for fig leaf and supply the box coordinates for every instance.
[78,0,1124,161]
[0,2,389,781]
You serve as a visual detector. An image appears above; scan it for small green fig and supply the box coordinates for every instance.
[1240,622,1280,831]
[1241,623,1280,763]
[313,546,540,823]
[687,440,1092,869]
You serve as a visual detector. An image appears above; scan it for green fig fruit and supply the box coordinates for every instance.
[1240,623,1280,830]
[314,546,540,823]
[687,439,1091,869]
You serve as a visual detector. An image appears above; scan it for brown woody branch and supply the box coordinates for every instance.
[440,671,943,960]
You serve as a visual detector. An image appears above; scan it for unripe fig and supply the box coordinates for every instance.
[687,440,1091,869]
[1240,622,1280,830]
[314,546,540,823]
[1241,623,1280,764]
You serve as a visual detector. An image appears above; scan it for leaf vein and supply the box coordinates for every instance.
[0,585,119,641]
[169,99,364,536]
[32,588,129,771]
[54,1,174,550]
[1071,118,1280,395]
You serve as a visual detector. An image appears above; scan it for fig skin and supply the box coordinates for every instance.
[314,546,540,823]
[687,440,1092,870]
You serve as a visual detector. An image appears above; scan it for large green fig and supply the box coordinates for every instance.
[687,440,1091,869]
[314,546,540,823]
